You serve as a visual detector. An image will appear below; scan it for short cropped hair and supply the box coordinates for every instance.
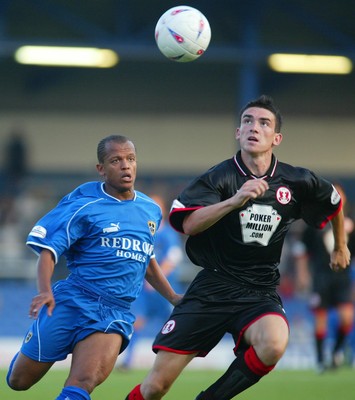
[97,135,135,163]
[239,95,283,133]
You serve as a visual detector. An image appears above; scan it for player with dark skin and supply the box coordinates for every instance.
[125,96,350,400]
[7,136,182,399]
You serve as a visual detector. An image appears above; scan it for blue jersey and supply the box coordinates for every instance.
[26,182,162,302]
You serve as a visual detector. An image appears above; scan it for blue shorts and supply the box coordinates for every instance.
[20,279,135,362]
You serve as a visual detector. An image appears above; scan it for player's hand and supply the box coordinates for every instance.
[29,291,55,319]
[234,179,269,208]
[329,245,351,272]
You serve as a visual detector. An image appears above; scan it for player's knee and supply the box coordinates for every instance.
[252,328,288,365]
[141,377,171,398]
[253,322,289,364]
[65,376,96,394]
[270,340,287,361]
[7,372,33,391]
[259,336,288,364]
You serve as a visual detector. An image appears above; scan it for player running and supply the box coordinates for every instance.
[6,135,181,400]
[125,95,351,400]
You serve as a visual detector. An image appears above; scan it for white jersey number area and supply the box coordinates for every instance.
[239,204,281,246]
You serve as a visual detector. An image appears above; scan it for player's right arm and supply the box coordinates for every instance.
[145,257,183,306]
[329,209,351,271]
[29,249,56,319]
[182,179,269,235]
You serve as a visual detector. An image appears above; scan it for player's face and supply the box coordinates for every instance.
[236,107,282,155]
[96,140,137,200]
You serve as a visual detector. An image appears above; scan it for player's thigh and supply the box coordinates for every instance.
[244,314,289,361]
[67,332,123,389]
[313,308,328,331]
[337,302,354,325]
[245,314,288,344]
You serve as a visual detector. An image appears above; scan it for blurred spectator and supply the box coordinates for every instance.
[295,184,355,372]
[3,127,28,188]
[0,128,30,270]
[1,127,29,224]
[277,221,306,299]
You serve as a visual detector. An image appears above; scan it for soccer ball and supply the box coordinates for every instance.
[155,5,211,62]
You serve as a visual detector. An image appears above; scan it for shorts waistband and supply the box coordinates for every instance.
[200,268,277,292]
[67,274,131,310]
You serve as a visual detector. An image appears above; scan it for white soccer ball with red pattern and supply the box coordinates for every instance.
[155,6,211,62]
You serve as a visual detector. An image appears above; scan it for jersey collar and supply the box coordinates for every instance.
[233,150,278,179]
[100,182,137,202]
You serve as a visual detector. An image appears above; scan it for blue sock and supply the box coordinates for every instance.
[56,386,91,400]
[6,351,19,388]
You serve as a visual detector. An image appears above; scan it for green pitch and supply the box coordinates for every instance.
[1,368,354,399]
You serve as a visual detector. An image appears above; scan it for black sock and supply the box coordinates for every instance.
[195,350,263,400]
[316,336,325,364]
[333,329,346,354]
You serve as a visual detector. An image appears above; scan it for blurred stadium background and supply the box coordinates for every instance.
[0,0,355,372]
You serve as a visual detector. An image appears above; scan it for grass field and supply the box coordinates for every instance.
[1,367,354,399]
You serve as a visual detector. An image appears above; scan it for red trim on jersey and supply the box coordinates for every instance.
[169,206,204,234]
[233,312,289,353]
[170,206,202,215]
[318,198,342,229]
[152,345,207,357]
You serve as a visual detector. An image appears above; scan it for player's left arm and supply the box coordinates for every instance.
[29,249,56,319]
[330,208,351,271]
[145,257,183,305]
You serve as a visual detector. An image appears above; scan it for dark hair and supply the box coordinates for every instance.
[97,134,135,163]
[239,95,283,133]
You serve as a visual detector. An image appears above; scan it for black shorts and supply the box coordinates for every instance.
[153,269,288,357]
[312,271,352,308]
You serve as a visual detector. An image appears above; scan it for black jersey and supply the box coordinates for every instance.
[169,151,342,289]
[301,224,352,280]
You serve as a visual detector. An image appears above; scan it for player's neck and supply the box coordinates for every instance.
[104,183,135,200]
[240,151,272,177]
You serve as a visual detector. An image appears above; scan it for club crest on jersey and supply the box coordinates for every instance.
[239,204,281,246]
[148,221,157,235]
[161,319,176,334]
[276,187,291,205]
